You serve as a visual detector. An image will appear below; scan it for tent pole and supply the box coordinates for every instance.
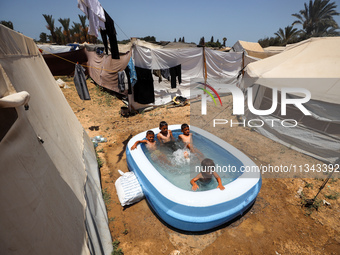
[203,46,207,89]
[242,51,245,76]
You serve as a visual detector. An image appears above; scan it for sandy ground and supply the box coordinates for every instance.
[59,76,340,255]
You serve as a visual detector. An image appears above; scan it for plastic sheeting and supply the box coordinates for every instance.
[131,46,243,108]
[242,37,340,163]
[0,25,112,254]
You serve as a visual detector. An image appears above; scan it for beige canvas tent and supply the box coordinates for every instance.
[242,37,340,163]
[0,25,112,254]
[231,40,279,59]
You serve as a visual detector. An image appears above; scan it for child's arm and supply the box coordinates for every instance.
[131,140,147,150]
[169,130,175,141]
[213,172,225,190]
[190,173,202,191]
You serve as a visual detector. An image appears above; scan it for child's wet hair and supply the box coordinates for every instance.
[159,121,168,128]
[201,158,215,167]
[146,130,154,136]
[181,123,189,130]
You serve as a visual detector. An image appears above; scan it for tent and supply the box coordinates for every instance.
[242,37,340,163]
[0,25,112,254]
[231,40,278,59]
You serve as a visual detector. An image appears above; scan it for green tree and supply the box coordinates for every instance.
[54,27,64,44]
[199,37,205,46]
[43,14,57,43]
[71,22,82,43]
[39,32,47,43]
[274,25,300,45]
[58,18,71,44]
[292,0,340,38]
[0,20,13,29]
[182,36,185,42]
[258,37,281,48]
[78,15,88,42]
[210,36,214,43]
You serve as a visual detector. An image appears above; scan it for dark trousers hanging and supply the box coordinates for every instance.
[133,67,155,104]
[100,9,120,59]
[170,64,181,88]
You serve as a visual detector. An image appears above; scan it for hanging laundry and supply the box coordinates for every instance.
[169,65,181,88]
[74,63,91,100]
[133,67,155,104]
[100,9,120,59]
[77,0,105,38]
[161,68,170,81]
[153,70,162,83]
[118,71,125,92]
[126,57,137,88]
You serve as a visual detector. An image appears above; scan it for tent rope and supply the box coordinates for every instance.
[39,48,123,73]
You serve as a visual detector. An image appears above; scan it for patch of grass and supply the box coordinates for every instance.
[108,217,115,223]
[324,192,339,200]
[102,188,111,205]
[122,229,128,235]
[112,240,124,255]
[304,182,313,189]
[96,149,103,169]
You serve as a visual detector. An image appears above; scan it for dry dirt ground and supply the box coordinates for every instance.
[59,76,340,255]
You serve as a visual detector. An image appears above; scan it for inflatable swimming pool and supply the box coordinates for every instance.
[126,125,262,232]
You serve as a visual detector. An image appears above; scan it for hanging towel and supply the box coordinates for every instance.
[169,64,181,88]
[118,71,125,92]
[74,63,91,100]
[100,9,120,59]
[126,57,137,88]
[133,67,155,104]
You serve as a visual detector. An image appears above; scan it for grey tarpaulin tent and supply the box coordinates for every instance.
[241,37,340,163]
[0,25,112,254]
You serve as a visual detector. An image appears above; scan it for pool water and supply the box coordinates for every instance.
[142,130,243,191]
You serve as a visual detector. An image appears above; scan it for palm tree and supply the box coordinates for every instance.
[292,0,340,38]
[222,37,227,47]
[43,14,57,43]
[78,15,88,43]
[274,25,300,45]
[54,27,64,45]
[71,22,82,43]
[58,18,71,44]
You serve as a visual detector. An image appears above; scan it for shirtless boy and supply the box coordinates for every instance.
[156,121,175,145]
[131,130,157,150]
[190,158,225,191]
[178,123,204,160]
[131,130,171,165]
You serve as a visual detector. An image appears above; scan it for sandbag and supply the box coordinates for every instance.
[115,170,144,207]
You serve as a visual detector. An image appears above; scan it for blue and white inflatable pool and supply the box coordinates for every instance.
[126,125,261,232]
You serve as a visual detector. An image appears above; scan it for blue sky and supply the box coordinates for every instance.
[1,0,340,46]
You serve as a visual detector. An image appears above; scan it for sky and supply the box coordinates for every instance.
[1,0,340,46]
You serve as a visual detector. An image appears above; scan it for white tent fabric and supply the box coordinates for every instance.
[244,37,340,104]
[37,44,73,54]
[242,37,340,163]
[0,25,112,254]
[130,46,243,108]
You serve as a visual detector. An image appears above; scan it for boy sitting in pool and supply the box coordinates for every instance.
[178,124,204,160]
[190,158,225,191]
[156,121,176,149]
[131,130,171,164]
